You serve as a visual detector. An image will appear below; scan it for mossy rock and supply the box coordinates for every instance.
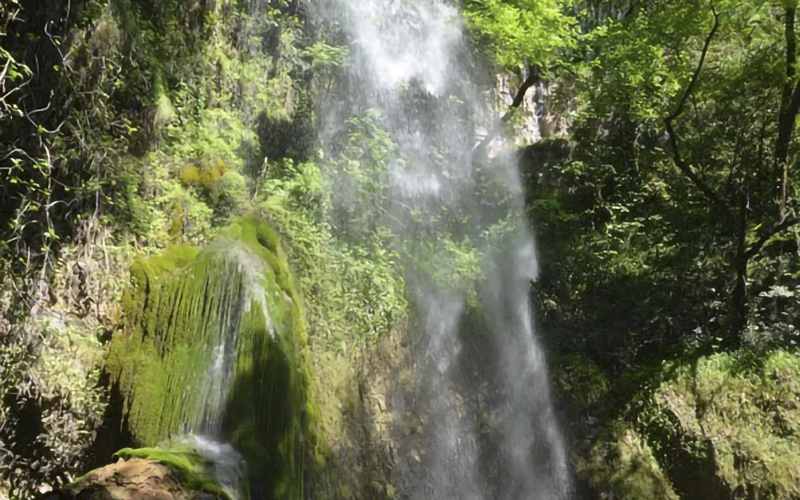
[577,349,800,500]
[106,211,319,500]
[579,424,679,500]
[644,350,800,500]
[43,447,237,500]
[112,445,244,500]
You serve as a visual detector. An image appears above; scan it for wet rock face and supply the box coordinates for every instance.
[42,458,218,500]
[105,213,317,500]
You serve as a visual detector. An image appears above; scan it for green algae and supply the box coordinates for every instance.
[113,447,235,500]
[107,211,320,500]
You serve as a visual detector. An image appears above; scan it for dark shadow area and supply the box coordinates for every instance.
[221,328,304,500]
[454,308,510,500]
[520,134,729,375]
[1,388,51,494]
[250,98,315,177]
[84,375,136,472]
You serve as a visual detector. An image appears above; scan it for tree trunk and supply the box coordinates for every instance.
[729,194,748,350]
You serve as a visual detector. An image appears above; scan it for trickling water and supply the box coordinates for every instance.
[171,435,248,500]
[318,0,571,499]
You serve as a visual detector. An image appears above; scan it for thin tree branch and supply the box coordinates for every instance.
[664,3,723,211]
[666,4,719,125]
[0,58,11,88]
[745,217,800,260]
[623,1,641,20]
[781,6,797,114]
[473,67,542,157]
[503,69,542,122]
[777,6,800,220]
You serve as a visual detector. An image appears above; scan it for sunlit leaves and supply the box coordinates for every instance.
[461,0,578,69]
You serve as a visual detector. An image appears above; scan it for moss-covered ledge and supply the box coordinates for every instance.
[42,446,240,500]
[555,351,800,500]
[104,210,321,500]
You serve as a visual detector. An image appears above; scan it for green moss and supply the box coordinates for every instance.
[580,424,679,500]
[578,350,800,500]
[644,350,800,499]
[113,447,234,500]
[169,200,185,242]
[107,211,320,500]
[214,171,249,213]
[256,222,279,252]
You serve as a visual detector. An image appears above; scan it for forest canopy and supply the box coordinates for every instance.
[2,0,800,499]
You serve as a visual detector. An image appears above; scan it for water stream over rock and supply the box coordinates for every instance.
[318,1,572,499]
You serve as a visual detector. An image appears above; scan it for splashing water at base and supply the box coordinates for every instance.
[318,0,572,499]
[169,434,248,500]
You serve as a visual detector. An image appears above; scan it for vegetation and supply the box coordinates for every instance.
[106,213,321,500]
[2,0,800,499]
[112,447,239,500]
[518,0,800,360]
[556,349,800,499]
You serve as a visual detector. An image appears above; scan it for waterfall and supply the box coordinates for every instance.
[317,0,572,499]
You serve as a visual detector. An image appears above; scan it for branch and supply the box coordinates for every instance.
[473,67,542,157]
[623,1,642,21]
[664,3,723,211]
[745,217,800,260]
[666,4,719,124]
[780,6,796,114]
[776,6,800,219]
[504,69,542,122]
[0,58,11,88]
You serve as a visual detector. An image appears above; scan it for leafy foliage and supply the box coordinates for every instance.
[0,274,109,496]
[262,158,408,350]
[461,0,577,69]
[519,0,800,366]
[0,0,316,496]
[557,350,800,500]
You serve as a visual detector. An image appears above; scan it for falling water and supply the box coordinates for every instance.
[317,0,571,499]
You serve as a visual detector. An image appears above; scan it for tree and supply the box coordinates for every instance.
[479,0,800,357]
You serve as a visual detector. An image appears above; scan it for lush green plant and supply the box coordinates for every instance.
[557,348,800,500]
[521,1,800,369]
[262,159,408,349]
[0,0,316,496]
[461,0,577,69]
[0,297,108,496]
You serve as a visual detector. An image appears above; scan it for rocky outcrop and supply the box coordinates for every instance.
[103,211,320,500]
[42,456,227,500]
[556,351,800,500]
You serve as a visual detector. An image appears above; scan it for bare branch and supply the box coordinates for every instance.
[745,217,800,260]
[504,69,542,122]
[0,58,11,88]
[664,3,723,210]
[473,67,542,157]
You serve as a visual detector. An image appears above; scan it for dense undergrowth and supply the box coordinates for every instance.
[2,0,800,499]
[555,349,800,500]
[0,0,402,496]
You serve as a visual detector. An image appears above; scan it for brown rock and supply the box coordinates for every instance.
[42,459,219,500]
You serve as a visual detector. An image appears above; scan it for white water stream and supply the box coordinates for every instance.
[318,0,572,499]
